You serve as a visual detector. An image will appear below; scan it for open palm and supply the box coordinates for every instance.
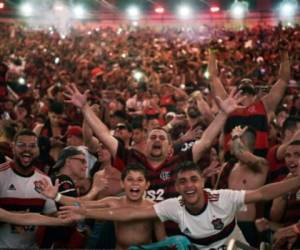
[64,83,89,109]
[215,88,245,114]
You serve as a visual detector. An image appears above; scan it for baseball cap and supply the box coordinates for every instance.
[52,146,83,172]
[238,79,256,96]
[66,125,83,138]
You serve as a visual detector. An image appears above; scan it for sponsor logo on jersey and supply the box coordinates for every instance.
[160,170,170,181]
[211,218,224,230]
[183,227,191,235]
[8,184,16,191]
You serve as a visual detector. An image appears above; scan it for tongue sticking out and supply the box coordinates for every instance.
[21,154,32,165]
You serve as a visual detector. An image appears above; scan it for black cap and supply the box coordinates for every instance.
[52,146,83,172]
[238,79,256,96]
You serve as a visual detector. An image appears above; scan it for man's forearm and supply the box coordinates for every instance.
[201,111,227,145]
[0,210,66,226]
[82,104,110,139]
[59,194,78,205]
[81,104,117,156]
[259,176,300,201]
[278,51,290,82]
[193,112,227,162]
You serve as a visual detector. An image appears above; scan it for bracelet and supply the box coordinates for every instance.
[54,193,62,202]
[293,224,300,235]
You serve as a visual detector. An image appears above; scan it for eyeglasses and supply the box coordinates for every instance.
[69,157,86,164]
[15,142,37,150]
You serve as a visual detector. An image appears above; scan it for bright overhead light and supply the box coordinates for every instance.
[155,6,165,14]
[230,1,249,19]
[19,3,34,16]
[0,2,5,9]
[73,5,86,19]
[177,4,193,19]
[278,0,298,20]
[126,5,141,20]
[53,2,66,12]
[210,6,220,13]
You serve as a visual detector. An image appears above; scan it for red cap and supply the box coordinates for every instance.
[91,67,104,78]
[66,125,83,138]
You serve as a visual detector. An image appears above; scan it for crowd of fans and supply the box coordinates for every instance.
[0,21,300,249]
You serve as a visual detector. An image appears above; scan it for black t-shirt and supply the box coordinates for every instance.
[40,175,78,248]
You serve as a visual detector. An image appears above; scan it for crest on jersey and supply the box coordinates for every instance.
[160,170,170,181]
[211,218,224,230]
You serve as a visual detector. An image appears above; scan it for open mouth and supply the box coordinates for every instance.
[20,153,33,165]
[184,190,196,196]
[152,143,161,150]
[288,164,298,172]
[130,187,141,195]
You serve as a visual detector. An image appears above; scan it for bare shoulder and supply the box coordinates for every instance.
[101,196,125,207]
[142,198,156,206]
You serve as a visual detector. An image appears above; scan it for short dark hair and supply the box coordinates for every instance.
[0,120,18,141]
[14,129,37,142]
[282,117,300,133]
[49,101,64,114]
[147,127,172,144]
[174,161,202,178]
[121,163,148,181]
[289,140,300,146]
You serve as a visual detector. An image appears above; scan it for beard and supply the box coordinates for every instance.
[15,157,37,171]
[187,107,201,119]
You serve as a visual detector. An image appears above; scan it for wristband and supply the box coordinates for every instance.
[54,193,62,202]
[293,224,300,235]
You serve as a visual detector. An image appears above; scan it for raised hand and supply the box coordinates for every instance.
[278,50,290,82]
[231,125,248,138]
[92,172,109,193]
[181,127,203,142]
[208,48,219,77]
[272,224,299,250]
[34,178,59,200]
[202,160,222,179]
[215,88,245,115]
[90,104,101,116]
[64,83,89,109]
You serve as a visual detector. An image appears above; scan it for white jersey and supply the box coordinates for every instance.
[154,188,247,250]
[0,161,57,248]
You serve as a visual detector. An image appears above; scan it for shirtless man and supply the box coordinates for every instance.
[87,143,123,200]
[228,125,268,246]
[37,163,166,250]
[94,163,166,249]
